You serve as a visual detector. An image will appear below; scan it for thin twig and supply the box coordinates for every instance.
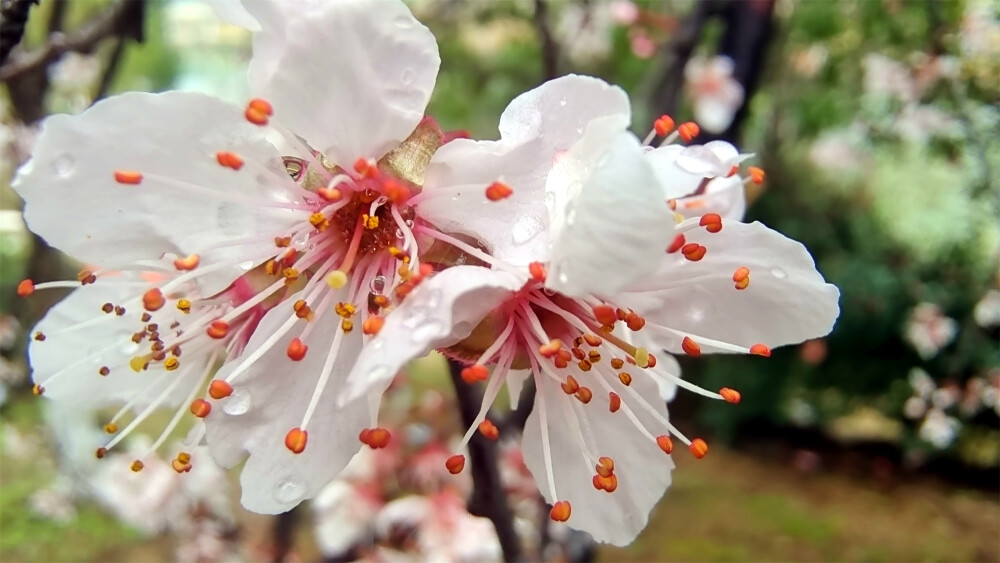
[447,358,524,562]
[0,0,38,67]
[533,0,559,82]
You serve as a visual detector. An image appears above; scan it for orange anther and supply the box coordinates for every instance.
[189,398,212,418]
[610,358,624,369]
[678,121,700,142]
[367,428,391,449]
[582,334,601,347]
[646,353,658,368]
[131,460,144,472]
[358,428,372,445]
[654,115,675,136]
[317,187,343,202]
[485,181,513,201]
[172,459,193,473]
[596,456,615,477]
[216,151,244,170]
[248,98,273,116]
[618,372,632,386]
[478,419,499,440]
[539,339,563,358]
[681,336,702,357]
[103,422,118,434]
[749,344,771,357]
[287,338,308,361]
[699,212,723,233]
[681,243,707,261]
[32,384,44,395]
[173,253,200,271]
[689,438,709,458]
[550,501,571,522]
[529,262,547,282]
[592,305,617,327]
[720,387,741,404]
[624,312,646,331]
[609,392,621,413]
[244,107,269,126]
[206,320,230,339]
[575,387,593,404]
[384,180,412,205]
[561,375,580,394]
[571,347,586,361]
[353,158,376,178]
[667,233,686,254]
[733,266,750,290]
[656,435,674,454]
[446,454,466,474]
[593,473,618,492]
[285,427,308,454]
[142,288,165,311]
[114,170,143,184]
[208,380,233,399]
[748,166,766,185]
[363,315,385,335]
[16,279,34,297]
[461,364,489,383]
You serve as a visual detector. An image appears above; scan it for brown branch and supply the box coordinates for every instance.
[0,0,141,81]
[0,0,39,67]
[533,0,559,82]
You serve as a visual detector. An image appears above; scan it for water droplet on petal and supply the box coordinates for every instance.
[369,336,385,350]
[558,272,569,284]
[222,388,251,415]
[374,195,389,207]
[402,306,429,329]
[274,479,305,504]
[368,364,390,380]
[771,267,788,279]
[120,341,140,355]
[369,275,386,294]
[52,154,74,177]
[400,69,415,86]
[512,215,544,244]
[238,261,255,271]
[566,208,576,226]
[544,192,556,210]
[559,97,568,107]
[411,319,444,344]
[452,320,474,339]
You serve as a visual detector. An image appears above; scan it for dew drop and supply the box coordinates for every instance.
[400,69,415,86]
[120,341,140,355]
[369,275,386,295]
[559,97,568,107]
[771,267,788,279]
[369,336,385,350]
[544,191,556,210]
[222,388,251,415]
[274,479,305,504]
[402,306,429,329]
[238,261,255,271]
[52,154,75,177]
[450,193,461,201]
[566,208,576,226]
[558,272,569,284]
[511,215,544,244]
[452,320,474,339]
[454,254,467,265]
[368,364,390,381]
[411,319,444,344]
[374,195,389,207]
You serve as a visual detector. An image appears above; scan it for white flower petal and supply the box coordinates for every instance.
[340,266,525,404]
[203,289,370,514]
[13,91,299,295]
[546,124,673,298]
[625,221,840,352]
[209,0,260,31]
[419,75,631,267]
[245,0,439,165]
[521,369,674,546]
[506,368,531,408]
[674,176,747,221]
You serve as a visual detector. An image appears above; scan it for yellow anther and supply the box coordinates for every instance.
[326,270,348,289]
[335,302,357,318]
[634,347,650,368]
[388,246,404,258]
[362,214,379,229]
[104,423,118,434]
[129,356,147,372]
[176,299,191,314]
[341,319,354,333]
[309,212,329,231]
[164,357,180,371]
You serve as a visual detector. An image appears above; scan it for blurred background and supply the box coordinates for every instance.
[1,0,998,561]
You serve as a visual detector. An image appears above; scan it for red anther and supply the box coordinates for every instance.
[461,364,489,383]
[353,158,377,178]
[618,372,632,386]
[287,338,308,361]
[484,181,513,201]
[539,339,563,358]
[748,166,766,185]
[733,266,750,290]
[646,353,658,368]
[681,336,702,357]
[95,447,107,459]
[16,279,34,297]
[727,165,740,177]
[656,435,674,454]
[560,375,580,394]
[592,305,617,327]
[142,288,165,311]
[681,243,707,261]
[215,151,244,170]
[529,262,547,282]
[699,212,723,233]
[317,187,343,202]
[285,428,308,454]
[575,387,593,404]
[446,454,466,474]
[248,98,273,116]
[385,180,411,205]
[609,392,621,413]
[206,320,230,339]
[719,387,742,404]
[690,438,709,458]
[596,456,615,477]
[624,312,646,331]
[550,501,571,522]
[367,428,391,448]
[189,398,212,418]
[616,307,628,321]
[114,170,143,184]
[358,428,373,445]
[208,380,233,399]
[478,419,499,440]
[749,344,771,357]
[678,121,700,142]
[554,356,569,369]
[173,253,200,271]
[653,115,675,136]
[363,315,385,336]
[667,233,686,254]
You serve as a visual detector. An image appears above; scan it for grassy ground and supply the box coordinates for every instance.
[2,391,998,562]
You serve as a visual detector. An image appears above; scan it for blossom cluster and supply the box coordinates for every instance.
[13,0,839,546]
